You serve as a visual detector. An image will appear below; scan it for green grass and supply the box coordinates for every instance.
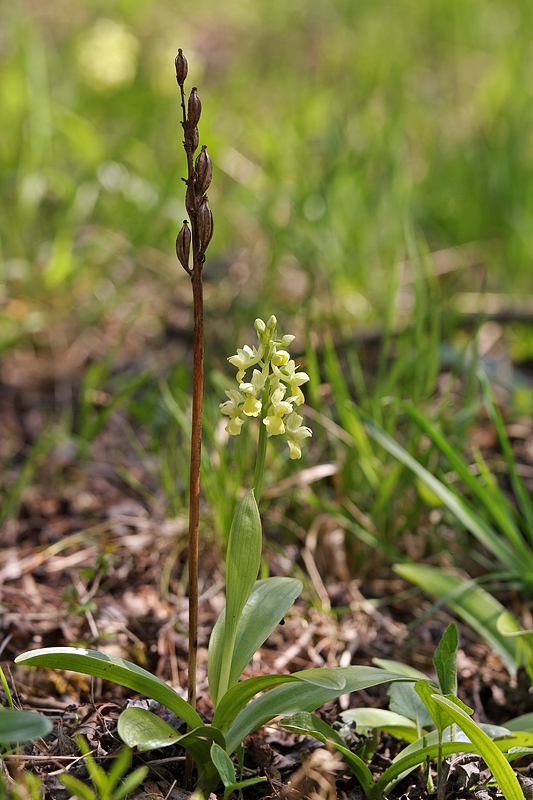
[2,0,533,577]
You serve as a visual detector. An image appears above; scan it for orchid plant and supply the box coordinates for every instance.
[14,49,410,795]
[14,316,410,793]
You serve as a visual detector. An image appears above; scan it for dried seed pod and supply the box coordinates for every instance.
[190,125,199,153]
[175,49,188,86]
[187,88,202,127]
[176,220,191,271]
[185,180,196,214]
[195,146,213,198]
[197,199,213,252]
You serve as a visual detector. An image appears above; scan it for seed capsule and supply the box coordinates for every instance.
[188,88,202,127]
[175,49,188,86]
[195,146,213,198]
[185,179,196,214]
[176,220,191,271]
[190,125,199,153]
[197,199,213,252]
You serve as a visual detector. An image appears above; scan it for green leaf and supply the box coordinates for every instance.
[279,712,377,799]
[341,708,423,743]
[210,742,236,785]
[14,647,203,729]
[218,491,262,700]
[111,767,149,800]
[224,666,408,753]
[106,744,133,793]
[372,658,428,681]
[376,731,480,796]
[210,742,267,800]
[386,681,434,730]
[433,623,458,695]
[504,713,533,732]
[208,577,302,708]
[393,564,518,676]
[0,708,53,744]
[496,613,533,683]
[432,694,524,800]
[414,680,451,735]
[58,773,96,800]
[117,708,225,752]
[212,669,346,734]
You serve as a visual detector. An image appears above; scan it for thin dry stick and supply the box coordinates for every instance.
[174,49,213,719]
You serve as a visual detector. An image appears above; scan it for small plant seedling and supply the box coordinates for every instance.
[57,737,148,800]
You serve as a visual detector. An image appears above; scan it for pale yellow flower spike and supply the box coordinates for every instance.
[221,318,313,457]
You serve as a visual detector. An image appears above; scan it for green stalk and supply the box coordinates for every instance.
[253,386,269,504]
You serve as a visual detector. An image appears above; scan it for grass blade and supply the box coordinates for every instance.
[357,406,524,574]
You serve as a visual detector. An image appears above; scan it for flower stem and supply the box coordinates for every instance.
[253,386,269,504]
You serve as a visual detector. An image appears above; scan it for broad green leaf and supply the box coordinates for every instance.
[504,713,533,732]
[433,623,458,695]
[117,709,225,752]
[341,708,423,743]
[496,733,533,750]
[372,658,428,680]
[432,695,524,800]
[208,577,302,708]
[14,647,203,729]
[218,491,262,700]
[393,564,518,676]
[386,681,434,730]
[0,708,53,743]
[213,669,346,734]
[496,613,533,682]
[225,666,408,753]
[358,409,524,573]
[279,712,376,799]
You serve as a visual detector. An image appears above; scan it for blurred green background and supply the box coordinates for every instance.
[3,0,533,620]
[2,0,533,356]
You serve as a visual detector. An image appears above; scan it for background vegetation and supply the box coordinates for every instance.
[2,0,533,579]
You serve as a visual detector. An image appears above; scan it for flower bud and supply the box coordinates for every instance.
[188,88,202,127]
[280,334,295,347]
[175,49,188,86]
[266,315,277,330]
[197,198,213,252]
[176,220,191,271]
[254,318,266,334]
[195,145,213,198]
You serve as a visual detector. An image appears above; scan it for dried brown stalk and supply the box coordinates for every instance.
[174,49,213,722]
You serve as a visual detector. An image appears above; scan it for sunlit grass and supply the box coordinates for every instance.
[2,0,533,580]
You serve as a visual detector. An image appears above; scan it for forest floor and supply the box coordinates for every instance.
[1,331,533,800]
